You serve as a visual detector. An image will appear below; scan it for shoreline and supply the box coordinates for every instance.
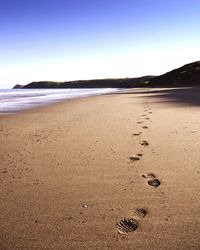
[1,87,200,249]
[0,87,194,116]
[0,88,120,115]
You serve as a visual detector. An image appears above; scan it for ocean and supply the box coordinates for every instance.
[0,88,119,114]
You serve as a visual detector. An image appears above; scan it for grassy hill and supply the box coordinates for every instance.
[19,76,154,89]
[148,61,200,87]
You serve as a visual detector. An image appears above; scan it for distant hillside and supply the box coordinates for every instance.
[148,61,200,87]
[13,61,200,89]
[13,84,23,89]
[22,76,154,89]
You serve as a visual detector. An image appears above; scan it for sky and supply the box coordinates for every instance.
[0,0,200,88]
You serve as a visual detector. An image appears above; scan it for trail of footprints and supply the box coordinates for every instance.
[117,103,161,234]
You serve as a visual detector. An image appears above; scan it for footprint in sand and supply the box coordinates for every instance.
[117,209,147,234]
[117,218,138,234]
[145,117,150,120]
[148,178,161,187]
[132,208,147,220]
[133,132,142,136]
[142,126,148,129]
[142,173,160,187]
[129,154,142,161]
[146,173,156,178]
[142,114,147,117]
[140,140,149,146]
[137,121,143,124]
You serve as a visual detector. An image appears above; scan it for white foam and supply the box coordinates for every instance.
[0,88,119,113]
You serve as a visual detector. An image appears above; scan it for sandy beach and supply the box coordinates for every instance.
[1,87,200,249]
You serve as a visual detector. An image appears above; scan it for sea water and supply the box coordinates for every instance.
[0,88,119,114]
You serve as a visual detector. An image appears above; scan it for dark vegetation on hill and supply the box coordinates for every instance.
[148,61,200,87]
[13,61,200,89]
[20,76,154,89]
[13,84,23,89]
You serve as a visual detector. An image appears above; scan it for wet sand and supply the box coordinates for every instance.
[1,87,200,249]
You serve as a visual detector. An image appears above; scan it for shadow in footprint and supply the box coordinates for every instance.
[133,132,142,136]
[140,141,149,146]
[129,154,142,161]
[132,208,147,220]
[148,179,160,187]
[117,218,138,234]
[143,173,161,188]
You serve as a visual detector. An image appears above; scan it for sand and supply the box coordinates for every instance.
[0,87,200,249]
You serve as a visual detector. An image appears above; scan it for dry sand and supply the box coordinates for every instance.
[0,87,200,249]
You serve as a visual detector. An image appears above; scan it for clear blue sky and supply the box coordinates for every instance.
[0,0,200,88]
